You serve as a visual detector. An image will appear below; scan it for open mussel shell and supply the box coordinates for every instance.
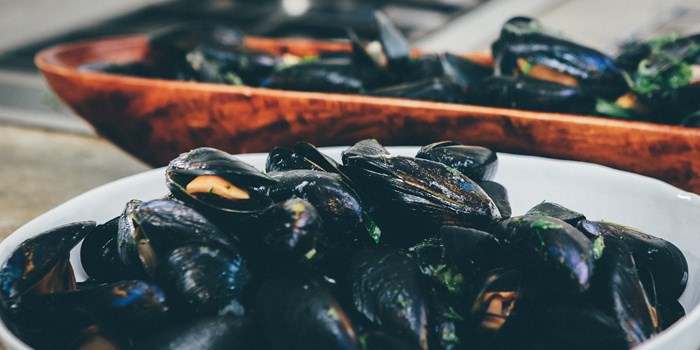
[349,248,429,350]
[256,272,359,350]
[344,154,501,246]
[467,267,521,339]
[166,147,276,215]
[416,141,498,182]
[0,221,94,307]
[588,238,659,346]
[492,16,627,100]
[473,75,594,114]
[578,220,688,300]
[494,215,595,293]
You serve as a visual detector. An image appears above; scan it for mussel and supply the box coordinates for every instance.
[349,248,429,350]
[256,272,359,350]
[166,147,276,217]
[344,154,501,246]
[416,141,498,182]
[494,215,595,293]
[492,16,627,100]
[578,220,688,300]
[0,221,94,309]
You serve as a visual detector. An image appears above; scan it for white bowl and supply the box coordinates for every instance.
[1,146,699,349]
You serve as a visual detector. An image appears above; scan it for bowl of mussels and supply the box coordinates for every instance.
[0,140,699,349]
[35,13,700,194]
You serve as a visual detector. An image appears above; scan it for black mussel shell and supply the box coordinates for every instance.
[0,221,94,307]
[350,248,429,350]
[262,61,389,94]
[409,237,466,296]
[266,170,374,260]
[416,141,498,182]
[348,10,411,75]
[116,198,234,279]
[265,141,343,174]
[368,78,469,104]
[407,53,492,90]
[266,146,307,173]
[494,215,595,293]
[360,331,418,350]
[342,139,390,164]
[185,43,280,86]
[80,217,131,283]
[256,272,359,350]
[440,226,511,285]
[16,280,168,348]
[657,300,685,331]
[344,154,501,246]
[578,220,688,300]
[478,181,511,219]
[492,16,627,100]
[166,147,276,214]
[135,315,254,350]
[525,202,586,227]
[588,238,658,346]
[157,243,250,316]
[473,75,595,114]
[372,10,411,72]
[423,282,468,350]
[491,303,629,350]
[256,198,322,263]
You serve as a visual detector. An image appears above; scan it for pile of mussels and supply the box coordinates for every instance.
[80,13,700,126]
[0,140,689,349]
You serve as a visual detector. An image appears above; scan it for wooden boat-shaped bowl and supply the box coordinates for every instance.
[35,35,700,193]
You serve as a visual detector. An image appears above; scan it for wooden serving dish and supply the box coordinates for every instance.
[36,35,700,193]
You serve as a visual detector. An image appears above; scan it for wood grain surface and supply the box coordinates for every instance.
[35,36,700,193]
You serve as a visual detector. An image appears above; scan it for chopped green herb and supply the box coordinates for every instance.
[358,334,368,350]
[595,98,639,119]
[443,306,465,321]
[441,326,460,344]
[593,237,605,260]
[305,248,317,260]
[530,220,562,230]
[396,295,407,308]
[326,307,340,321]
[520,60,534,76]
[223,72,244,86]
[430,264,466,294]
[363,213,382,244]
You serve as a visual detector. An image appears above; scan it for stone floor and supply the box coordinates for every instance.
[0,125,149,239]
